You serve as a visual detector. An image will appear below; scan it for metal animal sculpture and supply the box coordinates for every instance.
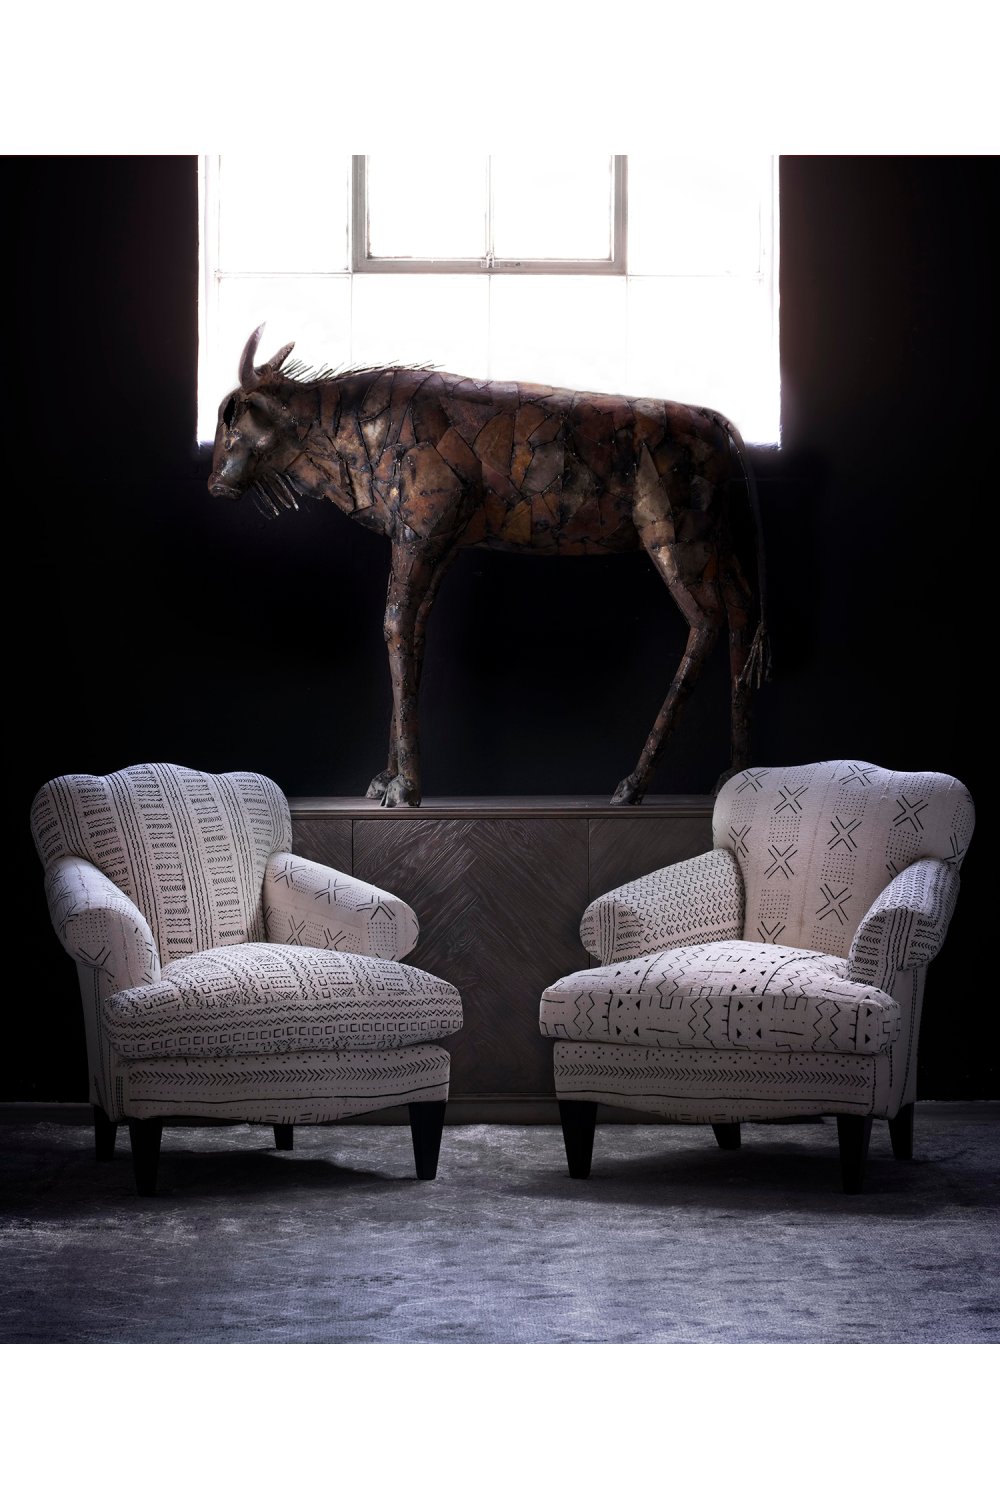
[209,327,769,807]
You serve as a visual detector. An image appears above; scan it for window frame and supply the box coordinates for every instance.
[351,154,628,275]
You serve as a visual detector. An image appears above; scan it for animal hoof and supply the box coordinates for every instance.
[365,770,394,799]
[610,776,642,806]
[380,775,420,808]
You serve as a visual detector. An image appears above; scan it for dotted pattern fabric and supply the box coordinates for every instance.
[540,941,900,1054]
[552,1042,882,1121]
[580,848,743,966]
[117,1042,451,1124]
[31,763,292,965]
[103,943,463,1059]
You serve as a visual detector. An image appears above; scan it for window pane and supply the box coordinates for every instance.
[219,154,350,274]
[352,274,489,378]
[489,276,626,391]
[367,155,487,259]
[627,155,764,276]
[491,155,612,261]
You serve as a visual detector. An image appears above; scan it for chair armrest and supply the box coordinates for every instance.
[847,857,960,990]
[580,848,744,965]
[44,856,161,992]
[263,853,420,961]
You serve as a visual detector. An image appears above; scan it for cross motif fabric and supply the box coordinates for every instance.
[713,760,974,957]
[263,853,419,962]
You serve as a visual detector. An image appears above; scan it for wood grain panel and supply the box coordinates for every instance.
[588,815,713,902]
[290,818,353,874]
[353,818,589,1096]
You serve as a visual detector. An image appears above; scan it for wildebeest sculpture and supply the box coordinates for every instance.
[209,327,769,807]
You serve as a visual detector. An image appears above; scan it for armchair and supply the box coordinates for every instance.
[540,761,974,1192]
[32,763,462,1195]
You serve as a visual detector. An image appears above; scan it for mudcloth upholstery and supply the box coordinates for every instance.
[542,761,973,1126]
[32,764,461,1126]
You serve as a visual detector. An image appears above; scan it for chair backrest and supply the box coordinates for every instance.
[713,760,974,957]
[31,763,292,965]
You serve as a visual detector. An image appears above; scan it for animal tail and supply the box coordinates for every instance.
[704,410,772,688]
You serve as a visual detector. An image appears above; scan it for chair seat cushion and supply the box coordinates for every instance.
[539,940,900,1055]
[102,942,462,1058]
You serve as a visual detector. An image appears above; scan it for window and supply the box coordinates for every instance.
[355,156,626,273]
[198,154,778,445]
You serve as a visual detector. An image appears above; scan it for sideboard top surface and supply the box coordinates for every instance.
[288,794,715,820]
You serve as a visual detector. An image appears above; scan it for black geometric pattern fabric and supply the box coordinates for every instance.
[103,942,463,1058]
[263,852,419,961]
[31,763,292,965]
[45,855,161,994]
[552,1042,881,1121]
[540,941,900,1054]
[32,762,461,1125]
[847,857,961,991]
[579,848,743,965]
[713,759,974,958]
[542,760,974,1125]
[117,1042,451,1124]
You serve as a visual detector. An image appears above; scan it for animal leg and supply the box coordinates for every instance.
[379,545,443,808]
[612,532,724,804]
[366,547,458,801]
[714,548,757,793]
[611,621,720,804]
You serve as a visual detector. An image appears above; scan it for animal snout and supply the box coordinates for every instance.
[209,476,243,500]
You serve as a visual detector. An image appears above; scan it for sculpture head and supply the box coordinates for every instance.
[208,326,297,501]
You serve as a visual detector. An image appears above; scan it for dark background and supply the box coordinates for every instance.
[6,155,993,1101]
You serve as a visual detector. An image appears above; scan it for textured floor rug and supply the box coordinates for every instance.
[1,1105,997,1343]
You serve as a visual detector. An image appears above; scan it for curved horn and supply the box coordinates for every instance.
[263,341,295,376]
[239,324,265,391]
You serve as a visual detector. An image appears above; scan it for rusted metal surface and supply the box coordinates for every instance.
[209,328,769,806]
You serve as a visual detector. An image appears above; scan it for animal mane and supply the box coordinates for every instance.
[271,359,439,388]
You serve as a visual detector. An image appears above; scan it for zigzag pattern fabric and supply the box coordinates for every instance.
[116,1042,451,1124]
[541,941,900,1054]
[713,760,973,957]
[553,1042,885,1121]
[103,942,463,1058]
[45,856,161,994]
[580,848,743,965]
[847,857,961,991]
[31,763,293,964]
[263,852,419,961]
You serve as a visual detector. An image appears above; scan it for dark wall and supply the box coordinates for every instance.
[7,156,993,1100]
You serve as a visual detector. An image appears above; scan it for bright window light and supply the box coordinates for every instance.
[198,154,779,445]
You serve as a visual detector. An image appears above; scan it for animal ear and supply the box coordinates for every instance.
[263,341,295,375]
[239,324,265,391]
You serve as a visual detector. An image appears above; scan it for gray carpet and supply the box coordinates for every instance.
[2,1105,997,1343]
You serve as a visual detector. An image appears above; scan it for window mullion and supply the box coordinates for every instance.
[486,156,494,269]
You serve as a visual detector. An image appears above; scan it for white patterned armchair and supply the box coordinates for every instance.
[540,761,974,1192]
[32,763,463,1195]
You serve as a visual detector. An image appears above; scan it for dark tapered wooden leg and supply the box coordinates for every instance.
[836,1113,874,1194]
[273,1124,294,1150]
[712,1123,742,1150]
[888,1102,914,1161]
[559,1100,599,1179]
[94,1105,118,1162]
[128,1119,163,1197]
[408,1101,446,1180]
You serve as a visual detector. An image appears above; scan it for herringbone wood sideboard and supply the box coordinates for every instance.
[290,796,714,1123]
